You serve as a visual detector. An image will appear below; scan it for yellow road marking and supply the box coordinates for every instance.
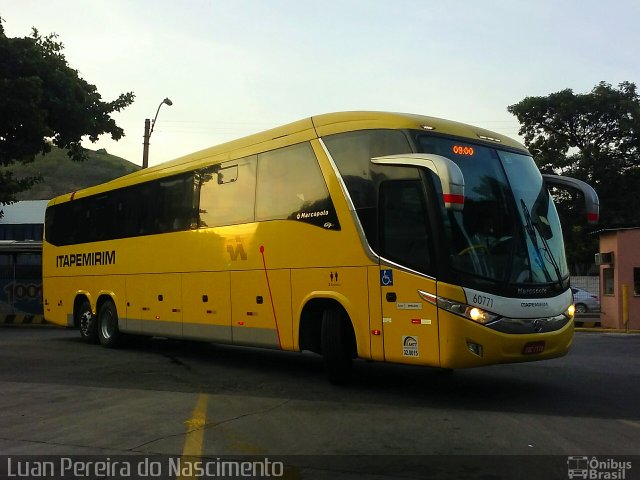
[177,394,209,480]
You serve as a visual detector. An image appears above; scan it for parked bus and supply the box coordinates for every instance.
[43,111,599,382]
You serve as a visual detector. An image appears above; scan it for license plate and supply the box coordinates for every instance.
[523,341,545,355]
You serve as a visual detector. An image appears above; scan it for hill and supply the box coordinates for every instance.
[5,147,140,200]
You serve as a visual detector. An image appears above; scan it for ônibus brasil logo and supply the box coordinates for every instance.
[567,456,632,479]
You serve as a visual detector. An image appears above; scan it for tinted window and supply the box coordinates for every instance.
[603,267,614,295]
[198,156,257,228]
[323,129,413,208]
[323,129,415,248]
[45,172,197,246]
[419,136,515,280]
[256,143,339,229]
[379,180,433,275]
[155,174,198,233]
[86,194,117,242]
[419,134,569,287]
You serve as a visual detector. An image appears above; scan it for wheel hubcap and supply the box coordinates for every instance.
[101,311,114,339]
[80,311,92,336]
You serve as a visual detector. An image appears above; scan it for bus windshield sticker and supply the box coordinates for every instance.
[329,271,341,287]
[397,302,422,310]
[291,205,341,230]
[402,336,419,357]
[380,269,393,286]
[415,319,432,325]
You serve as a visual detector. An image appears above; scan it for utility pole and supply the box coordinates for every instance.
[142,98,173,169]
[142,118,151,169]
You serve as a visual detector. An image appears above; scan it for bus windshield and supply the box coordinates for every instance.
[418,136,568,287]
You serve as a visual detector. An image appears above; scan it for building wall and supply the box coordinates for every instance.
[599,229,640,329]
[617,230,640,329]
[0,252,42,316]
[0,201,46,319]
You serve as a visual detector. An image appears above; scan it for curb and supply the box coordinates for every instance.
[575,327,640,334]
[574,320,601,328]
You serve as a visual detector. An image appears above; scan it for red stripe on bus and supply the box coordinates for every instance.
[260,245,282,349]
[443,194,464,204]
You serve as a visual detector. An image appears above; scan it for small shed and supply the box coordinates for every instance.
[597,227,640,330]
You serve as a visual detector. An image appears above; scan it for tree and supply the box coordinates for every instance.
[0,18,135,207]
[508,81,640,273]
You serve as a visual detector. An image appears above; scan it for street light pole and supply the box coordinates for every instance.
[142,97,173,169]
[142,118,151,169]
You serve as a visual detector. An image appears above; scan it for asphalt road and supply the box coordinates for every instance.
[0,326,638,479]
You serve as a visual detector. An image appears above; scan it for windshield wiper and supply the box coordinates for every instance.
[520,199,563,287]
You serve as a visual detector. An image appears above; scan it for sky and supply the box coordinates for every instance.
[1,0,639,167]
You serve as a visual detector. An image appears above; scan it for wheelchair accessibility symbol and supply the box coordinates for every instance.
[380,269,393,287]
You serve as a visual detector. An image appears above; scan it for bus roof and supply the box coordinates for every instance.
[48,111,527,206]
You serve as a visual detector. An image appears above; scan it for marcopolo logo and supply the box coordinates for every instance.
[567,456,632,479]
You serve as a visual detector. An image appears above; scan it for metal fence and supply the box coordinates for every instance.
[570,276,600,297]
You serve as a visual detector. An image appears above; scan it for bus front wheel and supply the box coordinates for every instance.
[321,307,353,385]
[78,299,98,344]
[98,300,121,348]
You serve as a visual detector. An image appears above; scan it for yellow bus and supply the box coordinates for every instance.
[43,111,599,382]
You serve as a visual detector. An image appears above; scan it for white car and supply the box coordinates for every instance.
[571,287,600,314]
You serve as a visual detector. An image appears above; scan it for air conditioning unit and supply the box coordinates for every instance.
[595,251,614,266]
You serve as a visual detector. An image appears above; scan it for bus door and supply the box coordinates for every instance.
[379,266,439,365]
[377,179,440,365]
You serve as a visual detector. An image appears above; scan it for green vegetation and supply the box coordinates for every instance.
[3,147,139,200]
[0,18,135,205]
[509,81,640,273]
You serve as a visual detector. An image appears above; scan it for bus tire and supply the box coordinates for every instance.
[98,300,121,348]
[321,307,353,385]
[78,299,98,344]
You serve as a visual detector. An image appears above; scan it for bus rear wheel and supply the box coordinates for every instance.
[321,307,354,385]
[98,300,121,348]
[78,299,98,344]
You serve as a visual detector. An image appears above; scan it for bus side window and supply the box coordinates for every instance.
[198,156,257,228]
[379,180,434,276]
[157,173,196,232]
[323,129,413,248]
[256,142,337,228]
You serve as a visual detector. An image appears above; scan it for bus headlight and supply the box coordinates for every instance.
[565,304,576,319]
[469,307,492,323]
[461,304,499,325]
[418,290,500,325]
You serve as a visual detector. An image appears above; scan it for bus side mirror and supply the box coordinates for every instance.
[542,174,600,225]
[371,154,465,211]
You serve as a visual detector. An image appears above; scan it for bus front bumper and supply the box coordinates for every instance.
[438,310,574,369]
